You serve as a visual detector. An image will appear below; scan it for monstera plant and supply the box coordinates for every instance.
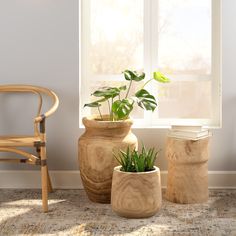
[78,70,170,204]
[84,70,170,120]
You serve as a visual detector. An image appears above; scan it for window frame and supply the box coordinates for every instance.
[79,0,222,129]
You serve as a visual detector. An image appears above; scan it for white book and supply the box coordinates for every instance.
[171,125,204,132]
[170,129,209,137]
[168,132,212,141]
[168,125,211,140]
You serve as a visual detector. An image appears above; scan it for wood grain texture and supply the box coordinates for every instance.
[111,166,162,218]
[78,116,138,203]
[0,85,59,212]
[0,136,41,147]
[165,137,210,204]
[0,85,59,125]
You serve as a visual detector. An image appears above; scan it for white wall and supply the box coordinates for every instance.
[0,0,80,170]
[0,0,235,171]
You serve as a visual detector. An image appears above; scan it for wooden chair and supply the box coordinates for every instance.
[0,85,59,212]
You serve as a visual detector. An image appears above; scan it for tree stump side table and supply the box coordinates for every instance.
[165,136,210,204]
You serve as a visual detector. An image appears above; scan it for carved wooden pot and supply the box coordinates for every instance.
[111,166,162,218]
[78,116,138,204]
[165,137,210,204]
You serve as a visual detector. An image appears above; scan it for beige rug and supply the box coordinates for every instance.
[0,189,235,236]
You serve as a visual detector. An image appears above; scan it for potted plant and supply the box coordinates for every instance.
[111,145,162,218]
[78,70,169,203]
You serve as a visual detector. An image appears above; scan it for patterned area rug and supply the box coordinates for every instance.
[0,189,235,236]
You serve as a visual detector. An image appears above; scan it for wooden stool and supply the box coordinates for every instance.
[165,136,210,204]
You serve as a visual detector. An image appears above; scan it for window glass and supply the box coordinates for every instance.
[81,0,221,127]
[153,81,212,119]
[90,0,144,74]
[158,0,212,75]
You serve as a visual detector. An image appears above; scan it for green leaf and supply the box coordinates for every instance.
[119,85,127,91]
[153,71,170,83]
[135,89,157,111]
[123,70,145,81]
[84,101,101,108]
[133,150,145,172]
[84,98,107,108]
[112,99,133,120]
[92,87,120,98]
[113,144,160,173]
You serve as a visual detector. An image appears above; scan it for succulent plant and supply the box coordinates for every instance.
[114,144,160,172]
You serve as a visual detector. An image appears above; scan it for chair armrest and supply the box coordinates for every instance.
[34,90,59,123]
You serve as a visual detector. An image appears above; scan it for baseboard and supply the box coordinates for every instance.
[0,170,235,189]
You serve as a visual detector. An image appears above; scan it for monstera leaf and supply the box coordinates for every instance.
[123,70,145,82]
[92,86,127,99]
[135,89,157,111]
[112,99,133,120]
[84,98,107,108]
[153,71,170,83]
[118,85,127,91]
[84,101,101,108]
[92,87,120,99]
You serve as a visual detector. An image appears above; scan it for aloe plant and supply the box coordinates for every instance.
[114,145,160,172]
[84,70,170,121]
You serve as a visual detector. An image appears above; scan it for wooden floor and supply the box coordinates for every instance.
[0,189,235,236]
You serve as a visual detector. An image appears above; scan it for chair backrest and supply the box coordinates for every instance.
[0,85,59,135]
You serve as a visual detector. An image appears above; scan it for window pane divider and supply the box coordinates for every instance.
[79,0,222,129]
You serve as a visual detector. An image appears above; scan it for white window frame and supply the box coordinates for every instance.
[79,0,222,129]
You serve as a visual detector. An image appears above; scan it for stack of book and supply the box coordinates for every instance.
[168,126,211,140]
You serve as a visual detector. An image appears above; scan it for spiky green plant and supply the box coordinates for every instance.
[114,145,160,172]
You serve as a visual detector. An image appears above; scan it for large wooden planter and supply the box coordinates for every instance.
[78,116,138,203]
[111,166,162,218]
[165,136,210,204]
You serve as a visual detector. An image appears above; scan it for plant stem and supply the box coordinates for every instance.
[107,99,111,119]
[141,78,153,89]
[97,106,103,120]
[125,80,133,99]
[110,97,114,121]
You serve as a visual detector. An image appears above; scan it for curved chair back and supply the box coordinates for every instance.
[0,85,59,135]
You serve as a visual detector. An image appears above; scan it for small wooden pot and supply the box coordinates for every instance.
[165,137,210,204]
[78,116,138,203]
[111,166,162,218]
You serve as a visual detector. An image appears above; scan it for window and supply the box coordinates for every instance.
[79,0,222,128]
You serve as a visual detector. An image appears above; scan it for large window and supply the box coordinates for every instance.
[79,0,221,128]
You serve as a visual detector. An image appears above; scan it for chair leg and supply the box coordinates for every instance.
[47,166,53,193]
[37,147,53,193]
[41,146,48,213]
